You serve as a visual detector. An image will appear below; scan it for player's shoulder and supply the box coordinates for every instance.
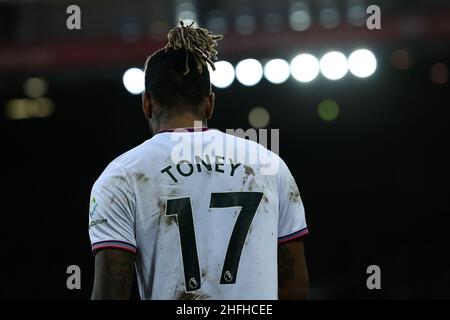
[95,138,157,183]
[111,134,170,166]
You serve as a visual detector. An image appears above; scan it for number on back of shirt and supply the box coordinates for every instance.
[165,192,263,292]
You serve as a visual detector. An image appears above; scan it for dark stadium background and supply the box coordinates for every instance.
[1,0,449,299]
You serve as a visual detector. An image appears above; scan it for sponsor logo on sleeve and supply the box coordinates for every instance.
[88,197,107,229]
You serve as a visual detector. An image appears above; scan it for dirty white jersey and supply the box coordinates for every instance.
[89,128,308,300]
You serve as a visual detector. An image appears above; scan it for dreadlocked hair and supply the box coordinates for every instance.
[144,22,222,116]
[165,20,223,75]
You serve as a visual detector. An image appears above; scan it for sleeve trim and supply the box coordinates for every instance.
[92,240,137,255]
[278,227,309,244]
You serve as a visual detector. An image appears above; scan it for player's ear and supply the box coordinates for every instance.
[142,91,152,119]
[205,92,215,120]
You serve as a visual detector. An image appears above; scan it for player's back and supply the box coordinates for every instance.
[89,128,307,300]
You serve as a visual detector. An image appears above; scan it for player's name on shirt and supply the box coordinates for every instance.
[160,154,242,183]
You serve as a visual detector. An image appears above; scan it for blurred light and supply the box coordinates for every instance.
[210,61,235,88]
[318,99,339,121]
[149,20,170,41]
[264,59,290,84]
[148,1,170,41]
[348,49,377,78]
[290,54,320,83]
[34,97,55,118]
[5,97,55,120]
[175,1,198,27]
[207,17,226,33]
[235,59,263,86]
[206,10,227,34]
[5,99,29,120]
[178,13,198,27]
[346,1,366,27]
[248,107,270,128]
[123,68,145,94]
[320,51,348,80]
[23,77,47,98]
[398,18,425,38]
[319,8,340,29]
[235,14,256,36]
[289,2,311,32]
[263,12,283,34]
[120,22,141,43]
[430,63,448,85]
[391,49,414,70]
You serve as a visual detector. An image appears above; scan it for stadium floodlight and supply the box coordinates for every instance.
[235,59,263,86]
[235,14,257,36]
[289,9,311,31]
[206,10,227,34]
[290,54,320,83]
[348,49,377,78]
[264,59,290,84]
[23,77,48,98]
[123,68,145,95]
[248,106,270,128]
[210,61,235,89]
[320,51,348,80]
[289,2,311,32]
[346,2,366,27]
[175,1,198,27]
[319,7,340,29]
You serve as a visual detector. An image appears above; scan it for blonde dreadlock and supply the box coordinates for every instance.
[165,20,223,75]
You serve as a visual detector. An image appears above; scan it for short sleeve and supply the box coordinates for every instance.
[88,162,137,255]
[277,158,309,244]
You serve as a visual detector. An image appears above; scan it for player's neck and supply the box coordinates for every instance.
[157,113,207,133]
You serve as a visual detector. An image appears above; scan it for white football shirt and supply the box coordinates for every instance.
[89,128,308,300]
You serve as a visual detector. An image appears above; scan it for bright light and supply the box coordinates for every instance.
[348,49,377,78]
[290,54,320,83]
[320,51,348,80]
[235,59,263,86]
[176,2,198,27]
[210,61,235,88]
[264,59,290,84]
[178,17,198,28]
[123,68,145,94]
